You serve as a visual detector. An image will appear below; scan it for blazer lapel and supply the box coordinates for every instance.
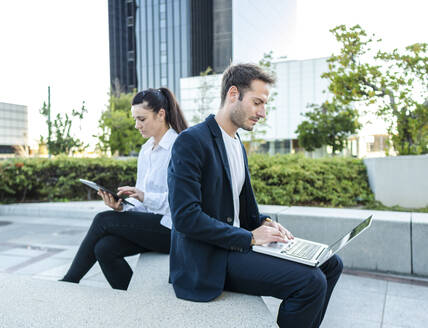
[206,115,233,191]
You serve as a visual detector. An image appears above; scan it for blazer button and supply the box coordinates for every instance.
[227,217,233,223]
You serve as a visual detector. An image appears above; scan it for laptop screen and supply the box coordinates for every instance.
[328,215,373,255]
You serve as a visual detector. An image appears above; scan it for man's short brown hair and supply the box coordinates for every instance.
[220,63,276,106]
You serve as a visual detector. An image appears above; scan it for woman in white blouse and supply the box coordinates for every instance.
[61,88,188,290]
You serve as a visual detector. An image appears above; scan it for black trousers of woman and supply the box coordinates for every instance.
[62,210,171,290]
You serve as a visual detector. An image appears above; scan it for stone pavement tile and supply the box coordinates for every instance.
[262,274,386,327]
[14,257,69,275]
[1,247,46,257]
[49,246,79,260]
[0,255,29,270]
[387,281,428,301]
[34,262,70,278]
[321,315,381,328]
[382,294,428,328]
[339,273,388,294]
[0,225,31,242]
[322,285,385,324]
[42,234,86,246]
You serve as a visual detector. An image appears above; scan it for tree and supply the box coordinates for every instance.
[296,101,361,155]
[323,25,428,155]
[39,101,88,155]
[192,67,214,124]
[96,92,146,156]
[244,51,278,154]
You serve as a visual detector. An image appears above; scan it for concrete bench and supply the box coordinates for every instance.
[259,205,428,277]
[0,263,276,328]
[128,252,276,327]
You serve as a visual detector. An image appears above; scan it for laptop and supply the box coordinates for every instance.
[79,178,135,206]
[252,215,373,267]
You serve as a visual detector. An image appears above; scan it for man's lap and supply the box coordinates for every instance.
[224,250,339,300]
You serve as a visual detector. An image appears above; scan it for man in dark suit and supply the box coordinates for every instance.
[167,63,343,327]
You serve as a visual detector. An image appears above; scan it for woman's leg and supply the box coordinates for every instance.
[94,235,144,290]
[62,210,170,286]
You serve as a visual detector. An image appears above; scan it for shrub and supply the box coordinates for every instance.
[0,156,137,203]
[249,154,374,207]
[0,154,374,207]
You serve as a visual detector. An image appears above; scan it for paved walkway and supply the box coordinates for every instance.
[1,201,428,327]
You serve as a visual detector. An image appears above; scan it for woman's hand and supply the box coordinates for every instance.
[98,190,123,211]
[117,186,145,202]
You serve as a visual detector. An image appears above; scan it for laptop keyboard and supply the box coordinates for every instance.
[281,241,322,259]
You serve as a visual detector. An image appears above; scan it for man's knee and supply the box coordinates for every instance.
[327,255,344,278]
[301,269,328,301]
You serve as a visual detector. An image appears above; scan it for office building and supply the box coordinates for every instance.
[130,0,293,98]
[0,102,28,156]
[108,0,138,93]
[180,57,389,157]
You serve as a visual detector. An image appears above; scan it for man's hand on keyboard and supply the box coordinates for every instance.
[263,219,294,242]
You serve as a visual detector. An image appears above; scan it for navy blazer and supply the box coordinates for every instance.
[168,114,268,302]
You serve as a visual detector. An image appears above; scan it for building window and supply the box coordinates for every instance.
[128,50,135,61]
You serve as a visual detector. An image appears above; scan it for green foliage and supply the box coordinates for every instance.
[0,157,137,203]
[324,25,428,155]
[192,66,214,124]
[40,101,88,155]
[296,101,361,154]
[244,51,279,154]
[248,154,373,207]
[97,92,146,156]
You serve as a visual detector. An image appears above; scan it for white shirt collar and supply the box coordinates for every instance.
[144,128,178,151]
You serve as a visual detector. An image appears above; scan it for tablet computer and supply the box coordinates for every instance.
[79,178,135,206]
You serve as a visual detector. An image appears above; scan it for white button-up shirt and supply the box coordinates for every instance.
[123,128,178,229]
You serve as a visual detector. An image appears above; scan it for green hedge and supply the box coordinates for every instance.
[0,154,374,207]
[0,156,137,203]
[249,154,374,207]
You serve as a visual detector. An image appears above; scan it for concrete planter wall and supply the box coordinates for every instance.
[364,155,428,208]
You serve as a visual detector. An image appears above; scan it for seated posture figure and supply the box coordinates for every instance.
[61,88,188,290]
[167,64,343,327]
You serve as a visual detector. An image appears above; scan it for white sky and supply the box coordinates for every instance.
[0,0,427,149]
[0,0,110,149]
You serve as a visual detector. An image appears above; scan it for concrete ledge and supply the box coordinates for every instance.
[0,201,108,219]
[412,213,428,276]
[0,264,276,328]
[0,273,140,328]
[276,207,412,275]
[129,253,276,327]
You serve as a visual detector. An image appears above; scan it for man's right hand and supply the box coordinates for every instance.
[251,225,291,245]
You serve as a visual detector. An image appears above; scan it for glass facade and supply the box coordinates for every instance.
[0,102,28,153]
[135,0,191,99]
[179,57,330,141]
[108,0,137,93]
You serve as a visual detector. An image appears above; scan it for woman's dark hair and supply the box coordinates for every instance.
[132,87,188,133]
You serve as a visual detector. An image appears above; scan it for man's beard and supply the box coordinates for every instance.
[230,102,253,131]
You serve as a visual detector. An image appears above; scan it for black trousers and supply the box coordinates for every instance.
[224,251,343,328]
[62,210,171,290]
